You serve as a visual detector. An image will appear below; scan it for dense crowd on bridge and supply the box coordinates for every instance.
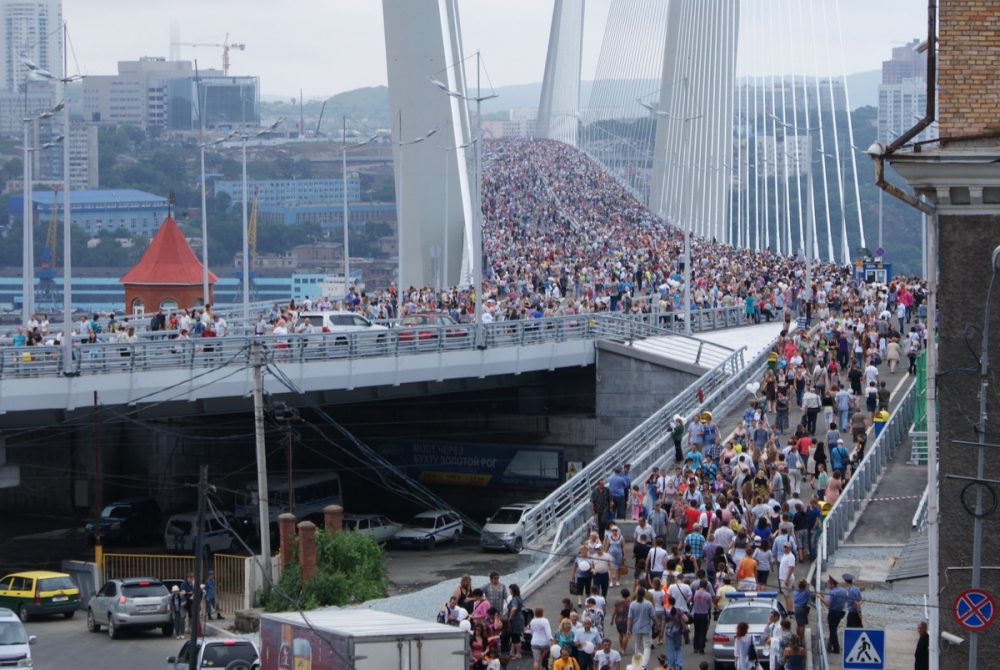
[433,272,929,670]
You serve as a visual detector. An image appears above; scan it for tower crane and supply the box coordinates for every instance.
[172,33,245,75]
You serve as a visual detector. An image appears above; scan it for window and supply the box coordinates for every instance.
[160,299,178,311]
[131,298,144,315]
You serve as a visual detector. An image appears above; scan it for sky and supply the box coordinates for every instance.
[62,0,928,101]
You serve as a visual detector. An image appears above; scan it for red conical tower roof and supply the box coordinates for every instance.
[120,215,218,285]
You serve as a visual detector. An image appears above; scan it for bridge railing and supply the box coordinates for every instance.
[0,311,743,380]
[519,344,748,554]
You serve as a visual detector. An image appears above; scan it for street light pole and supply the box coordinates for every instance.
[342,116,350,298]
[241,129,249,323]
[22,116,32,324]
[61,23,72,374]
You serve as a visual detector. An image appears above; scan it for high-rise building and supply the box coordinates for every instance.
[82,57,209,128]
[877,38,936,145]
[0,0,62,92]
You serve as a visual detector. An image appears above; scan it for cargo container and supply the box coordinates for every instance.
[259,609,469,670]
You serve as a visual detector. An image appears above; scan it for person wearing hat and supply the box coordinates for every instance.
[819,575,848,653]
[843,573,864,628]
[205,569,223,620]
[169,584,186,639]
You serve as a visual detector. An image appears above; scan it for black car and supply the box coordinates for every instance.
[85,497,162,545]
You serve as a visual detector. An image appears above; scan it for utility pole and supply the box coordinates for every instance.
[188,464,209,670]
[251,340,272,588]
[92,391,102,566]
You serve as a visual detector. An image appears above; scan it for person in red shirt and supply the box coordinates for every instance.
[683,499,701,533]
[796,435,813,459]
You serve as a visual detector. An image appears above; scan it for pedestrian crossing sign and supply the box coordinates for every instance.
[843,629,885,669]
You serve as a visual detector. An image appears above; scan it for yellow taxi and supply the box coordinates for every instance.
[0,571,80,621]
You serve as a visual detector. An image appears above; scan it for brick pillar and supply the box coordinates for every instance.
[323,505,344,534]
[297,520,317,583]
[278,513,297,568]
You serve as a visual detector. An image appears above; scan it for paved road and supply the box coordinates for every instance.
[24,613,181,670]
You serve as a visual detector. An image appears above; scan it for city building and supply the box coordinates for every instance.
[748,135,813,180]
[0,0,61,92]
[735,78,848,115]
[878,39,937,144]
[166,74,259,130]
[259,202,397,229]
[0,81,55,136]
[214,178,361,206]
[82,57,203,128]
[7,188,168,236]
[482,117,536,138]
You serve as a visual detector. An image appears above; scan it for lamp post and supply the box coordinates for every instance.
[638,98,701,336]
[341,122,379,299]
[394,110,440,307]
[428,52,499,349]
[20,102,63,325]
[234,118,283,322]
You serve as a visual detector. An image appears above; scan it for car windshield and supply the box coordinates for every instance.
[409,516,438,529]
[101,505,131,519]
[38,576,76,591]
[122,582,169,597]
[201,642,258,667]
[490,508,525,525]
[717,605,775,626]
[400,316,429,326]
[0,622,27,645]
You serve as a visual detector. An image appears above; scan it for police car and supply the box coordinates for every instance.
[392,510,463,549]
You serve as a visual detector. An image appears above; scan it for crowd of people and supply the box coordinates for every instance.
[431,267,926,670]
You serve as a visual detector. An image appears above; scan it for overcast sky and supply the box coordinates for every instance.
[63,0,927,100]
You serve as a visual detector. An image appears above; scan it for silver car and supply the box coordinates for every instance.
[711,592,785,669]
[343,514,403,543]
[87,578,173,639]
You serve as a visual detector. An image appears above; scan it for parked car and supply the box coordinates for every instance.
[392,510,463,549]
[397,312,467,341]
[85,497,162,545]
[0,607,36,666]
[167,637,259,670]
[480,502,540,552]
[711,591,786,669]
[164,509,243,555]
[87,578,173,639]
[0,571,80,621]
[343,514,402,544]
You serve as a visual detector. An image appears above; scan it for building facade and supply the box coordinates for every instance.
[0,0,61,92]
[7,189,168,236]
[214,177,361,206]
[166,74,259,130]
[257,202,396,229]
[878,39,937,145]
[82,57,201,128]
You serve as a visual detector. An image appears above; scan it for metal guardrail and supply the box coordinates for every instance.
[0,311,740,380]
[819,380,917,559]
[912,483,930,532]
[815,380,917,670]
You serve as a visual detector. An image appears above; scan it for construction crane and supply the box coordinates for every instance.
[173,33,245,75]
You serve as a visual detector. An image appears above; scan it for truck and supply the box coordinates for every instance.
[259,609,469,670]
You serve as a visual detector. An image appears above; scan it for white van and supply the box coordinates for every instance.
[0,607,35,665]
[163,509,241,555]
[480,502,540,552]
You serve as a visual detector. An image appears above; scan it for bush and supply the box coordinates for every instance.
[263,528,388,612]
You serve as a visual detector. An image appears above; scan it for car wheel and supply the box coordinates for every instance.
[426,536,436,550]
[451,530,460,543]
[225,661,254,670]
[108,616,121,640]
[16,605,28,623]
[64,610,76,619]
[714,662,730,670]
[513,538,524,552]
[230,538,241,553]
[162,624,174,637]
[87,609,100,632]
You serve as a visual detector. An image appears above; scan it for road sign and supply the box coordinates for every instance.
[843,629,885,669]
[874,246,886,258]
[953,589,996,631]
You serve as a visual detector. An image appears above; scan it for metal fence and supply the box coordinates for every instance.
[213,553,248,613]
[0,310,742,380]
[814,380,917,670]
[103,553,195,584]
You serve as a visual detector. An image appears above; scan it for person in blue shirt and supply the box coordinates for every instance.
[684,448,703,472]
[701,456,718,483]
[608,467,628,520]
[792,579,812,641]
[820,575,848,654]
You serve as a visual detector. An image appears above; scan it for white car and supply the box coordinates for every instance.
[343,514,402,543]
[392,510,463,549]
[481,502,540,552]
[163,509,242,555]
[295,311,387,337]
[0,608,36,666]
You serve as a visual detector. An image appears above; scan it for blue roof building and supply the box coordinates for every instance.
[7,189,169,237]
[215,178,362,206]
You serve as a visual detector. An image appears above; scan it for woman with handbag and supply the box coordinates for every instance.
[662,595,689,670]
[604,524,627,587]
[733,621,756,670]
